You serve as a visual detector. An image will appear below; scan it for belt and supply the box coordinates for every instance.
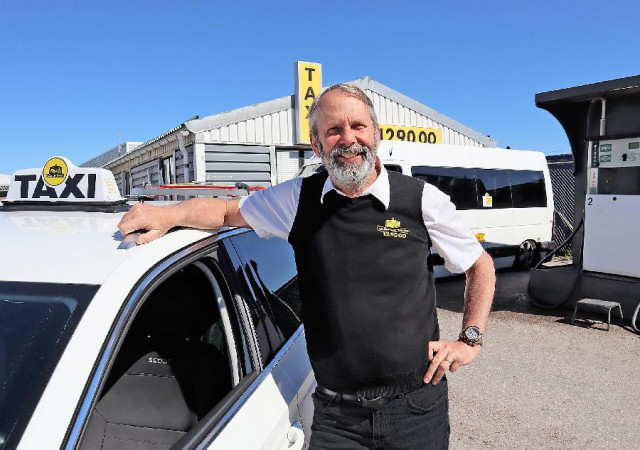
[316,385,397,410]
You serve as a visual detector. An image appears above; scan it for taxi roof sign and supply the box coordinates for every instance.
[5,157,125,206]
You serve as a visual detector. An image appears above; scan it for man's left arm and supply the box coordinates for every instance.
[423,250,495,385]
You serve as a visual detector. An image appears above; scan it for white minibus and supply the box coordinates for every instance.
[298,141,555,277]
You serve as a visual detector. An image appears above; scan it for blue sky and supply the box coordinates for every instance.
[1,0,639,174]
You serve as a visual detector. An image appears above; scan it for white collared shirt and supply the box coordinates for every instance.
[239,166,483,274]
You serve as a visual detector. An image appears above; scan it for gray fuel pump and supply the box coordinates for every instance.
[531,75,640,325]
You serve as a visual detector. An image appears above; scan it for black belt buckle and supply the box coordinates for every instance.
[317,386,392,410]
[358,395,390,410]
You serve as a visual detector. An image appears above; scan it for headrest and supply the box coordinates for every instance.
[129,265,218,340]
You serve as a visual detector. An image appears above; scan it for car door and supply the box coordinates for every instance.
[72,240,253,449]
[71,231,311,450]
[206,232,312,450]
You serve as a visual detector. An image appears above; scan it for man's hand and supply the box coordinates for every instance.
[422,251,495,385]
[118,203,176,245]
[118,198,247,246]
[423,340,481,385]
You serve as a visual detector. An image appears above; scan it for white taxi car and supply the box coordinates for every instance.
[0,157,315,450]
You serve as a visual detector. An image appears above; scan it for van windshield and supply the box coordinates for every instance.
[0,282,97,449]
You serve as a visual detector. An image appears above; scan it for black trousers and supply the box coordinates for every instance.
[309,378,450,449]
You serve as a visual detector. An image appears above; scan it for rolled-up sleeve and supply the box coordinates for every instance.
[238,178,302,240]
[422,183,483,273]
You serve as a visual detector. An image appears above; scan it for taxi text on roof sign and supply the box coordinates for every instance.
[5,157,124,204]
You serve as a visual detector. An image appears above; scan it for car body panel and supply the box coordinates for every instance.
[1,204,314,450]
[15,232,215,449]
[0,209,213,285]
[206,329,314,449]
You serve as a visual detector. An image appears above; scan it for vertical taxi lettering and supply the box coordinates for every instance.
[14,174,37,198]
[60,174,85,198]
[33,178,57,199]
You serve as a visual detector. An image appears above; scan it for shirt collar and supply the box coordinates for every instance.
[320,159,390,210]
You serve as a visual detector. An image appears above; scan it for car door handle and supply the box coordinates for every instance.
[278,421,305,450]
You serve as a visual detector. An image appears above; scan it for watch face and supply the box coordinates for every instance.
[465,326,481,340]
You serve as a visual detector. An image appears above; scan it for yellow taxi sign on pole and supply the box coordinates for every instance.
[294,61,322,145]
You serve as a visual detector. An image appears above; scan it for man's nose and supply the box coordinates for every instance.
[339,126,357,147]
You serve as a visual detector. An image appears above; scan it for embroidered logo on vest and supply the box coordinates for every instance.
[377,217,411,238]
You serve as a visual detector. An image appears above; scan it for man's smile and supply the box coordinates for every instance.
[337,153,363,164]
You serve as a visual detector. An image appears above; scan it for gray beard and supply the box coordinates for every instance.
[321,143,377,193]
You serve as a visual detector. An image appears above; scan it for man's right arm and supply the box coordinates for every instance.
[118,197,249,245]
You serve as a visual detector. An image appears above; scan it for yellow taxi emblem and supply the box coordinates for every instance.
[385,218,401,228]
[377,217,411,238]
[42,157,68,187]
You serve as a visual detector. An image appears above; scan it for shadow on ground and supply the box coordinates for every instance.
[435,268,573,323]
[436,267,639,333]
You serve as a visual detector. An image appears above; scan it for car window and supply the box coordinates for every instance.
[219,237,284,367]
[79,256,244,450]
[228,232,302,362]
[384,164,403,173]
[0,282,97,449]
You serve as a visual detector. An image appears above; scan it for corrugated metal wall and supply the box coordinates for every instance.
[130,159,160,188]
[203,109,293,146]
[276,150,302,183]
[175,146,195,184]
[275,149,318,182]
[198,93,485,148]
[367,91,482,147]
[204,144,272,187]
[113,172,124,195]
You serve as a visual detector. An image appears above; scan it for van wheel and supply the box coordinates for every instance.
[515,240,539,269]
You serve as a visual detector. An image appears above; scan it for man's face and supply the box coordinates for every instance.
[311,91,378,193]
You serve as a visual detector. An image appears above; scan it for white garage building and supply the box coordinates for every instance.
[88,74,496,195]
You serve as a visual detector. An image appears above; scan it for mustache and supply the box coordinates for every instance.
[330,143,370,158]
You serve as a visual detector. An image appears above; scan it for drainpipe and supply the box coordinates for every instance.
[599,97,607,136]
[177,131,190,183]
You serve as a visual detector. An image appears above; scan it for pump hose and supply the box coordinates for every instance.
[527,218,584,309]
[632,300,640,333]
[534,218,584,270]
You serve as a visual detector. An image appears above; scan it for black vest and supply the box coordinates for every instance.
[288,171,439,397]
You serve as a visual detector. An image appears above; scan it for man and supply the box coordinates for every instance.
[119,83,495,449]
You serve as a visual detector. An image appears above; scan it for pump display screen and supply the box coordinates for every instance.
[629,142,639,150]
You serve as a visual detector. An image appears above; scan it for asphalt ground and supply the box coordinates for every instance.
[435,268,640,449]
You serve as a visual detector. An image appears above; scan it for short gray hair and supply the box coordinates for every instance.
[308,83,379,148]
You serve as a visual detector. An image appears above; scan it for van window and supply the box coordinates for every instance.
[511,170,547,207]
[411,166,477,210]
[475,169,512,209]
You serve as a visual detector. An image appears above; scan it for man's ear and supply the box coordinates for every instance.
[310,133,321,157]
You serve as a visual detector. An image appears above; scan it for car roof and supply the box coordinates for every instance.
[0,207,217,285]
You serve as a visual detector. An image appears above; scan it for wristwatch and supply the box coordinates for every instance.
[458,326,484,347]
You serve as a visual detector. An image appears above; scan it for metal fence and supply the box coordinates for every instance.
[547,155,575,255]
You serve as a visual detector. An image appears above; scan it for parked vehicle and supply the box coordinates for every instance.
[1,157,314,450]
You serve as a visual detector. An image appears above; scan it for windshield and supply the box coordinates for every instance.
[0,282,97,449]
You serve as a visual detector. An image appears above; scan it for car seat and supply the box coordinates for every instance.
[80,265,232,450]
